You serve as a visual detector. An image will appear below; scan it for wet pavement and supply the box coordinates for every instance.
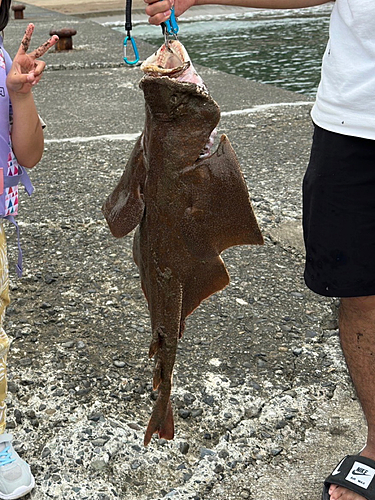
[1,3,365,500]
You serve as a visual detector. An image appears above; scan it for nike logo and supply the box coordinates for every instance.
[352,470,370,476]
[332,459,345,476]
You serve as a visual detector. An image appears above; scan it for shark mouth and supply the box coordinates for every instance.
[141,40,206,88]
[141,40,216,157]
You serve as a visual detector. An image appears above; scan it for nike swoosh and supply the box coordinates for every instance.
[352,471,370,476]
[332,458,346,476]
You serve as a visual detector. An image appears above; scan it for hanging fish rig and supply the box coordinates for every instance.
[123,0,180,65]
[161,7,179,46]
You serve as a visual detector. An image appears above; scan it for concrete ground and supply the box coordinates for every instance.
[0,2,366,500]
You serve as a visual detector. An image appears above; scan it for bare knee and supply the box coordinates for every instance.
[340,295,375,315]
[339,296,375,356]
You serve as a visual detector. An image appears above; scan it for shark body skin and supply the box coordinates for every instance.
[102,40,263,445]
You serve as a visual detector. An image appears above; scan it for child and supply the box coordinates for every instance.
[0,2,57,498]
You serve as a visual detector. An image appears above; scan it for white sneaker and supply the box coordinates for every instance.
[0,434,35,499]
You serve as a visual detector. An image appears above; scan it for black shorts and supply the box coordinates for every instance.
[303,124,375,297]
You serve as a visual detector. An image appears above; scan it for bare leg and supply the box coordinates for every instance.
[329,295,375,500]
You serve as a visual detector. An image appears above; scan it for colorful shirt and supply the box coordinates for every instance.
[0,37,19,216]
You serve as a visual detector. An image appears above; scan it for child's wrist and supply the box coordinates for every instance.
[8,88,33,101]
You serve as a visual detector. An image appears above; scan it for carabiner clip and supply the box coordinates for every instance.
[165,6,179,36]
[123,34,139,65]
[161,5,179,45]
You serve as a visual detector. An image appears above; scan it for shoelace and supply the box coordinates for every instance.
[0,445,15,466]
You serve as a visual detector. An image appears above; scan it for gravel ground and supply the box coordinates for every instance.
[0,4,366,500]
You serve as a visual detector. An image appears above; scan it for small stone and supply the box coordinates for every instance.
[42,447,51,458]
[14,409,22,424]
[127,422,142,431]
[91,460,107,472]
[200,447,215,459]
[240,490,251,499]
[19,358,32,367]
[91,437,110,447]
[218,449,229,459]
[183,393,196,405]
[113,360,126,368]
[306,330,318,339]
[284,390,297,397]
[191,408,203,418]
[271,448,283,456]
[178,409,190,419]
[7,382,18,394]
[276,420,287,429]
[249,380,261,391]
[44,274,56,284]
[214,464,224,474]
[179,442,189,454]
[202,394,214,406]
[62,341,75,348]
[88,413,103,422]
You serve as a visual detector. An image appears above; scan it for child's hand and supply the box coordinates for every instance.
[6,23,58,95]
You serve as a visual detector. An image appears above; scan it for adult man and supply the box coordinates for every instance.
[146,1,375,499]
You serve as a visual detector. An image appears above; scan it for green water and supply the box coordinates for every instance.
[113,8,331,96]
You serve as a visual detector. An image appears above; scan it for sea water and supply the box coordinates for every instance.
[105,4,333,96]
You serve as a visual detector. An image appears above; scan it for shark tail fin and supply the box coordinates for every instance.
[144,399,174,446]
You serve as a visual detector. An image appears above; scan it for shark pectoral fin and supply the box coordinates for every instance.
[180,134,263,259]
[102,135,146,238]
[144,398,174,446]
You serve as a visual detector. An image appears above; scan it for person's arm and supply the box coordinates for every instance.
[146,0,332,26]
[6,24,58,168]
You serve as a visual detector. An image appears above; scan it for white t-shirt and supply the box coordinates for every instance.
[311,0,375,139]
